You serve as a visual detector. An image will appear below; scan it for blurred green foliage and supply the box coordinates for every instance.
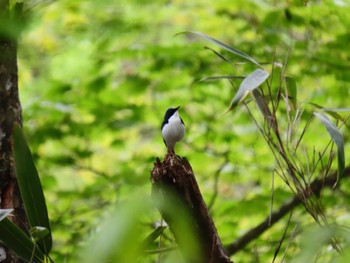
[11,0,350,262]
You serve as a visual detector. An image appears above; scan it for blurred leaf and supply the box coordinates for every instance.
[79,197,151,263]
[322,108,350,113]
[142,225,167,249]
[229,68,270,110]
[0,218,44,263]
[12,123,52,254]
[152,188,202,262]
[308,102,343,121]
[314,112,345,180]
[291,224,350,263]
[0,209,13,221]
[178,31,262,67]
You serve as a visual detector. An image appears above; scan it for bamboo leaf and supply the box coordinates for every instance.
[177,31,262,67]
[252,89,277,131]
[321,108,350,112]
[0,218,45,263]
[142,226,167,249]
[196,75,244,83]
[228,68,270,111]
[12,123,52,254]
[284,76,297,109]
[307,102,343,121]
[314,112,345,181]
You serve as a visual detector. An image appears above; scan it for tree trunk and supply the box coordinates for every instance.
[0,1,27,262]
[151,154,233,263]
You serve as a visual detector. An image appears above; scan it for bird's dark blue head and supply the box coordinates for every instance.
[164,106,180,121]
[161,106,182,129]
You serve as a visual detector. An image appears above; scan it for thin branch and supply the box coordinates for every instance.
[272,210,293,263]
[208,152,230,210]
[225,165,350,256]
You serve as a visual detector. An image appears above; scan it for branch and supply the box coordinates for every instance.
[225,165,350,256]
[150,154,233,263]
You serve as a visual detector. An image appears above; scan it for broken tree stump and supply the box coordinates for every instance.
[150,154,233,263]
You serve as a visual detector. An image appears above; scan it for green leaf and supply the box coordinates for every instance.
[284,76,297,109]
[12,123,52,254]
[0,218,45,263]
[308,102,344,121]
[177,31,262,67]
[30,226,50,243]
[321,108,350,112]
[79,198,149,263]
[142,225,167,249]
[314,112,345,181]
[252,89,277,131]
[229,68,270,110]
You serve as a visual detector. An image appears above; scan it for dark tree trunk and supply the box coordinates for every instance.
[0,1,27,262]
[151,154,233,263]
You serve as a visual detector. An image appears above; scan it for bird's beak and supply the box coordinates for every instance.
[175,106,180,110]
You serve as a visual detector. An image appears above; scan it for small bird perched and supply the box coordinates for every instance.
[161,106,185,153]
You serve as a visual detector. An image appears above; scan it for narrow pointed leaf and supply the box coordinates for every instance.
[252,89,277,131]
[284,76,297,109]
[0,218,45,263]
[12,123,52,254]
[314,112,345,179]
[142,226,167,249]
[177,31,261,67]
[204,46,236,67]
[197,75,244,83]
[321,108,350,112]
[229,68,270,110]
[307,102,343,121]
[0,209,13,221]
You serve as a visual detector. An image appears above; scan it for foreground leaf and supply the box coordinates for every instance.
[30,226,50,243]
[12,123,52,254]
[229,68,270,110]
[314,112,345,181]
[79,198,150,263]
[142,225,167,249]
[0,218,44,263]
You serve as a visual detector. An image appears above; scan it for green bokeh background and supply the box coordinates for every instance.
[14,0,350,262]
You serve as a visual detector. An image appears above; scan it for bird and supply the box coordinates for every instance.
[161,106,185,154]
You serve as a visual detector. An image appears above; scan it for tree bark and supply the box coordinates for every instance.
[150,154,233,263]
[0,1,27,262]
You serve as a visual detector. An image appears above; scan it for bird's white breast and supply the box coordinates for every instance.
[162,114,185,144]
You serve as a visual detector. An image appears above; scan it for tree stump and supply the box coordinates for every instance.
[150,154,233,263]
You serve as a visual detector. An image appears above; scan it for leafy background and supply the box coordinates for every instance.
[16,0,350,262]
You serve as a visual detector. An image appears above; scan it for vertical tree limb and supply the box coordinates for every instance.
[150,154,233,263]
[0,1,27,262]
